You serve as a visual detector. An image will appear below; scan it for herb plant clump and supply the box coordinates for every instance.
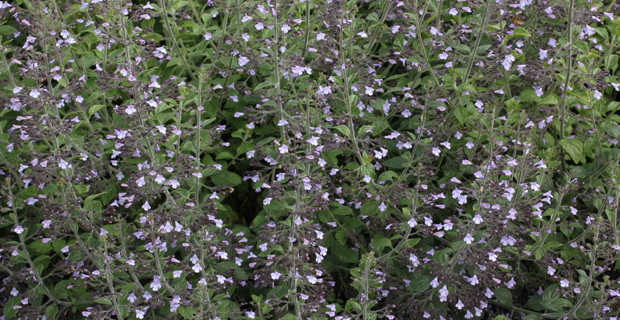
[1,0,620,319]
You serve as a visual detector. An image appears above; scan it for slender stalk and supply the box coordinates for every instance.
[197,234,214,318]
[302,0,311,58]
[195,76,203,205]
[9,181,69,307]
[119,224,145,292]
[525,191,566,259]
[557,0,575,171]
[413,1,454,112]
[463,0,491,83]
[379,172,422,261]
[361,254,372,320]
[103,238,124,320]
[1,47,19,88]
[272,0,285,140]
[339,8,366,165]
[158,0,198,82]
[435,0,443,30]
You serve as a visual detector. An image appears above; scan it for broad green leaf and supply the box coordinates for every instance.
[519,89,542,103]
[382,157,408,169]
[512,27,531,37]
[0,25,17,35]
[333,125,351,138]
[210,171,242,187]
[371,234,392,253]
[454,106,469,124]
[560,139,583,164]
[45,305,59,320]
[494,288,513,306]
[410,276,431,292]
[542,284,559,302]
[88,104,105,117]
[333,245,359,263]
[332,206,353,216]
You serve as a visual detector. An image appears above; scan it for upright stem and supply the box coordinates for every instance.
[9,181,69,307]
[159,0,198,82]
[1,48,18,88]
[558,0,575,171]
[435,0,443,30]
[302,0,311,58]
[614,156,620,247]
[103,238,124,320]
[197,235,214,318]
[339,9,365,165]
[463,0,491,83]
[195,76,203,205]
[272,0,285,140]
[361,254,372,320]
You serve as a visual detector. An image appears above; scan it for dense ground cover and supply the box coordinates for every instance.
[1,0,620,319]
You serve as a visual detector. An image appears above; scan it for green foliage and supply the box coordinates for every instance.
[0,0,619,319]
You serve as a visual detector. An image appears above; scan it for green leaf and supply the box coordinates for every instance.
[0,25,17,35]
[215,151,234,160]
[458,83,477,93]
[332,206,353,216]
[572,41,590,53]
[210,171,242,187]
[523,294,543,310]
[519,89,542,103]
[378,170,399,182]
[604,125,620,140]
[357,125,374,137]
[360,163,375,177]
[95,297,113,306]
[605,54,618,72]
[371,234,392,253]
[407,238,421,247]
[512,27,531,37]
[394,33,405,48]
[52,239,67,253]
[560,139,583,164]
[542,284,559,302]
[45,305,59,320]
[216,299,239,316]
[454,106,469,124]
[451,241,467,251]
[335,230,347,245]
[345,300,362,312]
[333,125,351,138]
[251,294,262,304]
[178,306,197,319]
[410,275,431,292]
[74,184,89,194]
[88,104,105,117]
[541,298,572,312]
[84,200,102,213]
[488,21,506,31]
[323,149,343,166]
[361,201,380,216]
[495,288,513,306]
[4,296,20,319]
[540,95,559,105]
[382,157,408,169]
[29,240,53,254]
[333,245,359,263]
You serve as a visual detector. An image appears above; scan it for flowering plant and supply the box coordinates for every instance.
[1,0,620,319]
